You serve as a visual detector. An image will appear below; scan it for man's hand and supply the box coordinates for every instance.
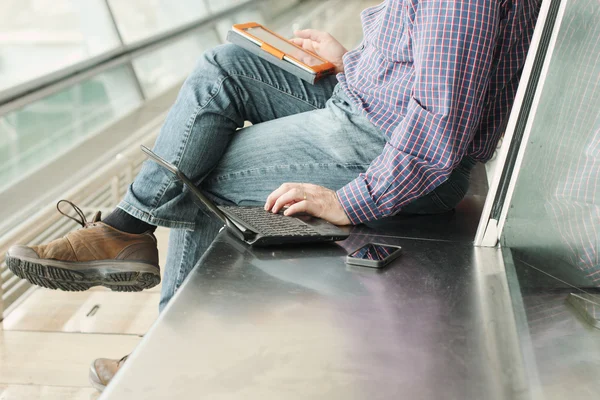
[264,183,351,226]
[290,29,347,74]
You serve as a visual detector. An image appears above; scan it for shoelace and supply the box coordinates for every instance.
[117,355,129,367]
[56,200,101,228]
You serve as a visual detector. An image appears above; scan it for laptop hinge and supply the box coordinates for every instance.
[225,219,256,242]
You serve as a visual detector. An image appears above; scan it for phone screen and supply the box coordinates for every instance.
[348,244,401,261]
[244,26,324,67]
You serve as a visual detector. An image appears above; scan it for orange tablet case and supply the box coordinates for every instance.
[228,22,335,84]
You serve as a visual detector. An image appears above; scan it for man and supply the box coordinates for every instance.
[6,0,541,391]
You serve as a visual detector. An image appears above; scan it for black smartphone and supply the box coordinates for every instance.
[345,243,403,268]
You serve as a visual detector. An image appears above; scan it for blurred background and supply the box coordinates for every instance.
[0,0,371,207]
[0,1,376,399]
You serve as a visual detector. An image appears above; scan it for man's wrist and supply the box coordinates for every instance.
[334,53,346,74]
[334,191,352,225]
[336,182,383,224]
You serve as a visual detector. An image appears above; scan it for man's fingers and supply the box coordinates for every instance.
[265,183,292,210]
[291,37,317,53]
[272,188,303,214]
[265,183,301,211]
[293,29,325,42]
[284,200,311,216]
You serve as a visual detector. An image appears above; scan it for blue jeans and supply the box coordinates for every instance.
[118,44,475,311]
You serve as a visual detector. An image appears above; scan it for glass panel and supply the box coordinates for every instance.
[107,0,209,43]
[256,0,300,22]
[0,0,121,92]
[488,0,600,385]
[501,1,600,290]
[231,6,264,24]
[0,66,142,191]
[205,0,250,14]
[214,7,265,43]
[133,31,220,98]
[502,248,600,397]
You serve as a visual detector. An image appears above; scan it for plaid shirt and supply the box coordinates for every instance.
[337,0,541,224]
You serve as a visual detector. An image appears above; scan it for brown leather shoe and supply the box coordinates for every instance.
[89,354,128,392]
[5,200,160,292]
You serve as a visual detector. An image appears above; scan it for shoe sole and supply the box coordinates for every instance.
[5,255,160,292]
[89,364,107,393]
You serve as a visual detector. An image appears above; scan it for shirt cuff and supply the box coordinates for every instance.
[336,178,384,224]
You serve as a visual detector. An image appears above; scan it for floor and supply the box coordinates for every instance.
[0,228,170,400]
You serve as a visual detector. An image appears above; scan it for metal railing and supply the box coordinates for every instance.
[0,0,261,116]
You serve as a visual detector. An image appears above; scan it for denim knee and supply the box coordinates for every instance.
[196,43,246,75]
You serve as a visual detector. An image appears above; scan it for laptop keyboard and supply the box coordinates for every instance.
[220,206,322,237]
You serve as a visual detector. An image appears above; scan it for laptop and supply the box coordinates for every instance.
[141,146,350,246]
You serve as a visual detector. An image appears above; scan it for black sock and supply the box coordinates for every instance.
[103,208,156,234]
